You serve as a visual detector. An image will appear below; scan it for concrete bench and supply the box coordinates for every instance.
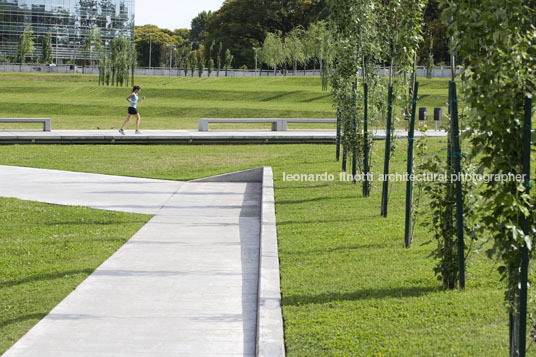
[198,118,336,131]
[0,118,51,131]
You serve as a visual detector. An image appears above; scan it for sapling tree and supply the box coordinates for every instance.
[216,41,222,76]
[285,27,305,76]
[109,36,132,87]
[197,46,205,77]
[329,0,388,196]
[188,49,197,76]
[224,48,233,77]
[17,25,35,69]
[207,41,215,77]
[302,24,316,75]
[426,39,434,79]
[129,40,136,86]
[40,33,53,65]
[378,0,427,219]
[329,0,364,187]
[418,130,482,290]
[262,32,285,76]
[183,45,192,77]
[316,21,334,91]
[355,0,383,196]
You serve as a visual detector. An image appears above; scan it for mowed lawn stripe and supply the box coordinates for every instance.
[3,73,451,130]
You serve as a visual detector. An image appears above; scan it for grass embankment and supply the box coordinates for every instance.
[0,198,150,353]
[0,142,514,356]
[1,72,449,130]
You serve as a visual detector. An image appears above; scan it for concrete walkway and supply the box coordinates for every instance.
[1,166,268,356]
[0,129,448,145]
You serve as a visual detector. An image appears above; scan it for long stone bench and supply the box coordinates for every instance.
[0,118,51,131]
[198,118,336,131]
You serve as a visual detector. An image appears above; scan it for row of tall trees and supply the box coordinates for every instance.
[257,21,333,79]
[173,43,234,77]
[330,1,535,356]
[203,0,329,68]
[189,0,449,69]
[440,1,535,355]
[134,24,235,76]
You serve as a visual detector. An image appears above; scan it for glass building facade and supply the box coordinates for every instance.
[0,0,135,63]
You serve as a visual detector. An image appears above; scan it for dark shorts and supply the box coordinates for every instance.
[128,107,138,115]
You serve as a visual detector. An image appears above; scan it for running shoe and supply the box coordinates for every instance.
[118,128,125,135]
[135,130,142,134]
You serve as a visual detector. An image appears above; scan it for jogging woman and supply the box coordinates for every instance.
[119,86,145,135]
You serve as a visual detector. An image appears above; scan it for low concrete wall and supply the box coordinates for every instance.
[192,166,286,357]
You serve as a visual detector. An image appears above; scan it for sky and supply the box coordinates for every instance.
[135,0,225,31]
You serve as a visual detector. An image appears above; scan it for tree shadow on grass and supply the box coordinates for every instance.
[280,243,387,256]
[42,219,148,226]
[1,269,93,289]
[282,286,440,306]
[0,313,46,328]
[276,195,359,205]
[276,218,358,226]
[275,184,332,190]
[261,91,301,102]
[300,94,331,103]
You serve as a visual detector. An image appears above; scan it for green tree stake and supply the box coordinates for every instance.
[519,96,532,357]
[404,82,419,248]
[363,83,370,196]
[449,81,465,289]
[351,83,358,183]
[381,85,394,217]
[336,108,341,162]
[342,149,347,172]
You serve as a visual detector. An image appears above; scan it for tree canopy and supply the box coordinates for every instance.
[134,25,189,68]
[190,11,213,49]
[205,0,328,68]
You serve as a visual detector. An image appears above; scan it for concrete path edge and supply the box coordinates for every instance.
[256,167,285,357]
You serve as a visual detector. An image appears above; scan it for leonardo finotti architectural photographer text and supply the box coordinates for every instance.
[283,172,526,183]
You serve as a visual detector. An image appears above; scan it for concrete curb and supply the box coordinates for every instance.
[256,167,285,357]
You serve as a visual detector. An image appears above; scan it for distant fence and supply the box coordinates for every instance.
[0,64,462,78]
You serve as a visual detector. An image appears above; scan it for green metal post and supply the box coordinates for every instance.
[404,82,419,248]
[352,82,358,183]
[381,86,393,216]
[363,83,370,196]
[519,96,532,357]
[449,81,465,289]
[336,108,341,162]
[342,148,347,172]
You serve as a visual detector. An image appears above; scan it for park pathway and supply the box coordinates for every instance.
[0,129,448,145]
[1,166,262,356]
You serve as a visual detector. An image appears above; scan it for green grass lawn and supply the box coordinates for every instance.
[1,72,450,130]
[0,141,521,356]
[0,197,150,353]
